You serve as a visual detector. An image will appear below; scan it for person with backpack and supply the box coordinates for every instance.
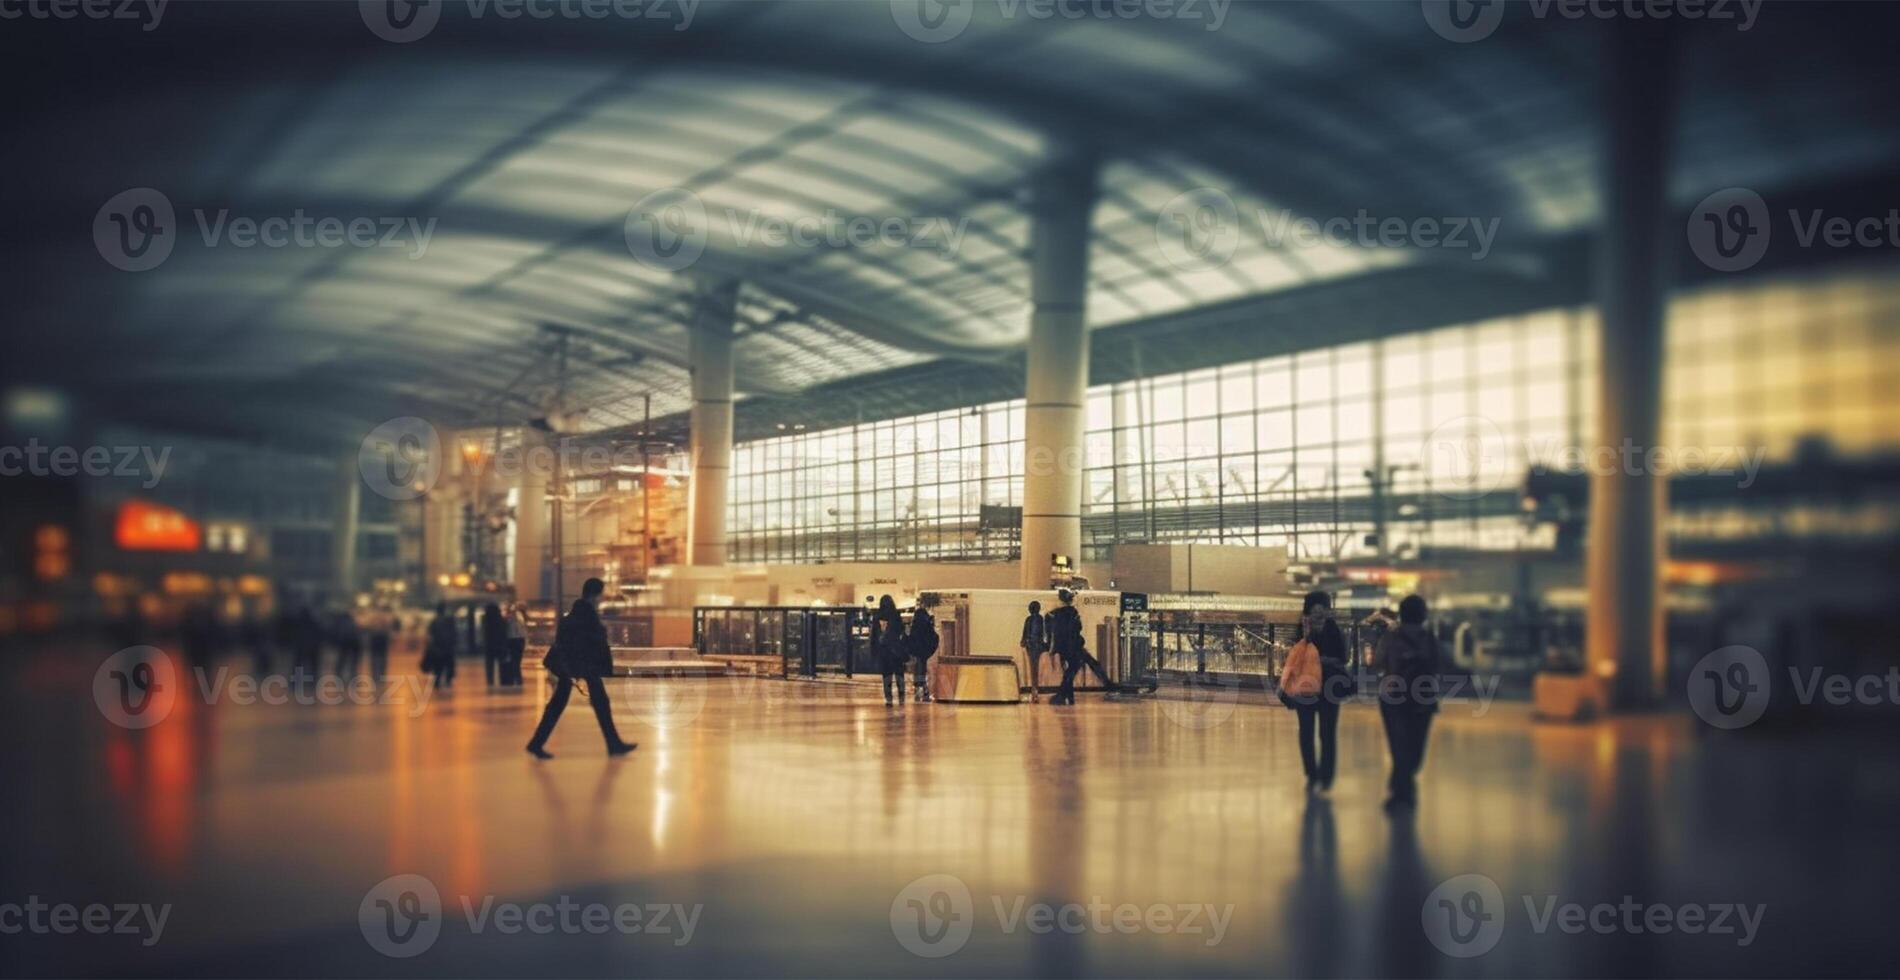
[873,595,908,706]
[1373,594,1443,813]
[908,597,940,703]
[1279,591,1350,794]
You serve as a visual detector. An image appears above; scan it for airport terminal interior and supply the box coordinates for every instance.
[2,2,1898,978]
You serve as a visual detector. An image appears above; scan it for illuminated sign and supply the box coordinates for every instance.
[205,522,249,554]
[115,500,201,552]
[34,524,71,581]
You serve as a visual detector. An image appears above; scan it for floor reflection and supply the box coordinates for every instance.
[1286,797,1342,979]
[1,647,1897,978]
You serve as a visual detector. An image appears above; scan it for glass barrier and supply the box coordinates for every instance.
[694,606,877,678]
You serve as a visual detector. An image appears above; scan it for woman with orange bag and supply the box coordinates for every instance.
[1278,591,1350,795]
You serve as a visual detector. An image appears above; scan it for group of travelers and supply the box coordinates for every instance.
[513,577,1442,814]
[871,594,939,705]
[1019,588,1119,705]
[1277,589,1445,813]
[169,600,399,684]
[1006,584,1442,813]
[324,604,396,682]
[481,601,530,686]
[420,601,530,689]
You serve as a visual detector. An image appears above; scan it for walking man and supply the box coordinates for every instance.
[526,578,637,759]
[1375,594,1443,813]
[1049,590,1086,705]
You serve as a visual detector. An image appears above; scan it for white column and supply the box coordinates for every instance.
[1020,155,1098,589]
[1111,384,1135,539]
[512,427,547,602]
[1587,24,1675,708]
[333,451,360,601]
[688,281,739,567]
[423,481,461,598]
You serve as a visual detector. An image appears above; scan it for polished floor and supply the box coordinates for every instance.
[2,647,1897,978]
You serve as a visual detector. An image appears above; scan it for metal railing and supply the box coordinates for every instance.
[1153,619,1388,679]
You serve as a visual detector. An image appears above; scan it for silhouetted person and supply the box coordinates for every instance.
[289,605,323,693]
[1050,589,1115,705]
[364,605,391,681]
[1021,600,1048,702]
[481,602,507,687]
[527,578,635,759]
[1049,589,1085,705]
[1284,590,1349,794]
[271,606,298,676]
[424,603,457,689]
[331,608,362,680]
[107,604,145,651]
[503,603,529,686]
[180,602,220,670]
[1375,594,1443,813]
[242,616,270,676]
[874,594,907,705]
[908,598,939,703]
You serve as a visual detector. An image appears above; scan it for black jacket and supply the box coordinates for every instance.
[874,616,908,674]
[1375,623,1443,713]
[907,608,939,661]
[1048,604,1085,665]
[481,610,508,654]
[546,599,613,679]
[425,614,458,668]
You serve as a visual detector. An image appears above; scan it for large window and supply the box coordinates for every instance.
[729,265,1900,563]
[729,404,1023,562]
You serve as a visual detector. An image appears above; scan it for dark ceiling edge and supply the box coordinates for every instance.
[73,169,1900,457]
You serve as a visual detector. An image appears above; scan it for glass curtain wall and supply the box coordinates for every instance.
[729,404,1024,563]
[729,266,1900,564]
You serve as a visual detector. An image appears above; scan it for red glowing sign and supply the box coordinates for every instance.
[115,500,202,552]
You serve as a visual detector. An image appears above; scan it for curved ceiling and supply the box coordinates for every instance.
[2,0,1896,449]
